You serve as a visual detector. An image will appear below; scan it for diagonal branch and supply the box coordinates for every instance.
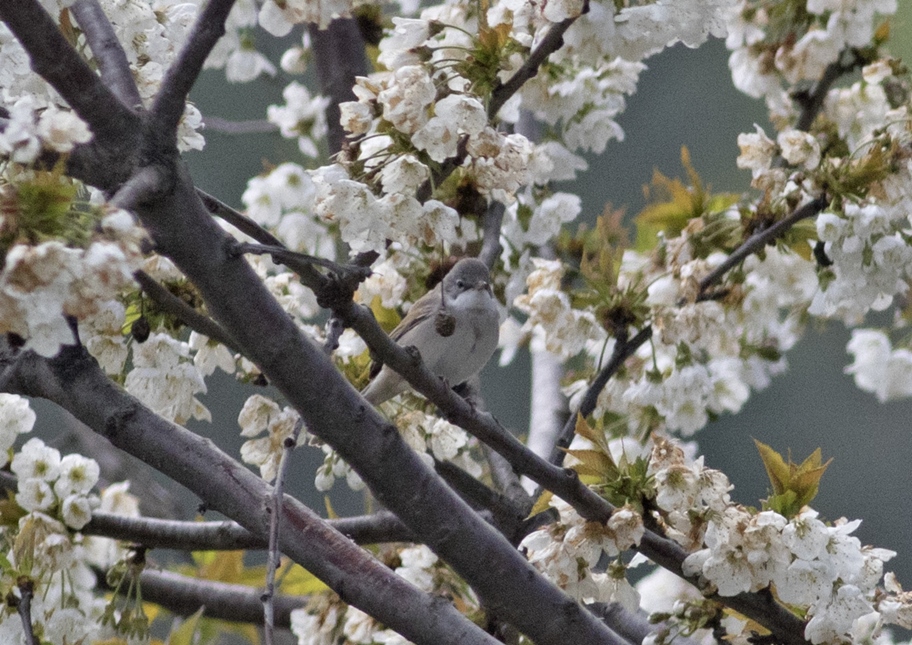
[70,0,143,110]
[7,344,499,645]
[83,510,415,550]
[151,0,237,137]
[550,327,653,467]
[0,0,139,141]
[488,12,583,119]
[196,188,285,247]
[264,420,302,644]
[335,301,810,644]
[14,579,37,645]
[794,51,863,133]
[698,195,828,296]
[134,270,243,356]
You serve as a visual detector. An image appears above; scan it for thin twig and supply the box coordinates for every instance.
[151,0,237,135]
[196,190,332,293]
[70,0,143,109]
[236,242,345,273]
[203,116,278,135]
[15,578,37,645]
[234,241,362,296]
[488,10,584,119]
[263,419,303,645]
[794,52,863,132]
[196,188,285,247]
[134,270,243,356]
[697,196,828,295]
[550,327,653,466]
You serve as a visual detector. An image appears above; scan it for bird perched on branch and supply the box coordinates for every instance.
[362,258,500,405]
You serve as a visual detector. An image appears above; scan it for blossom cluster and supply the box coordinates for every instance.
[0,397,142,644]
[0,205,146,359]
[124,332,210,425]
[238,393,301,481]
[520,497,644,607]
[11,437,99,530]
[647,439,907,644]
[726,0,898,121]
[513,241,813,436]
[0,0,204,152]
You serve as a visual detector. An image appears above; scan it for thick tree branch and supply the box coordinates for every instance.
[6,344,498,645]
[83,510,415,550]
[0,0,139,142]
[70,0,143,110]
[112,567,305,627]
[151,0,237,137]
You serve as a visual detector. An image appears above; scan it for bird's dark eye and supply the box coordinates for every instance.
[456,280,466,289]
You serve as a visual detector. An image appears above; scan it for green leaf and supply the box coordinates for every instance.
[167,606,205,645]
[754,439,832,518]
[563,449,617,478]
[528,490,553,518]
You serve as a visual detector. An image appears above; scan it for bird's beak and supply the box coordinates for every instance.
[475,280,492,294]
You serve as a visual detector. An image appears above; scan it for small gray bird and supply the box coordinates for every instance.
[362,258,500,405]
